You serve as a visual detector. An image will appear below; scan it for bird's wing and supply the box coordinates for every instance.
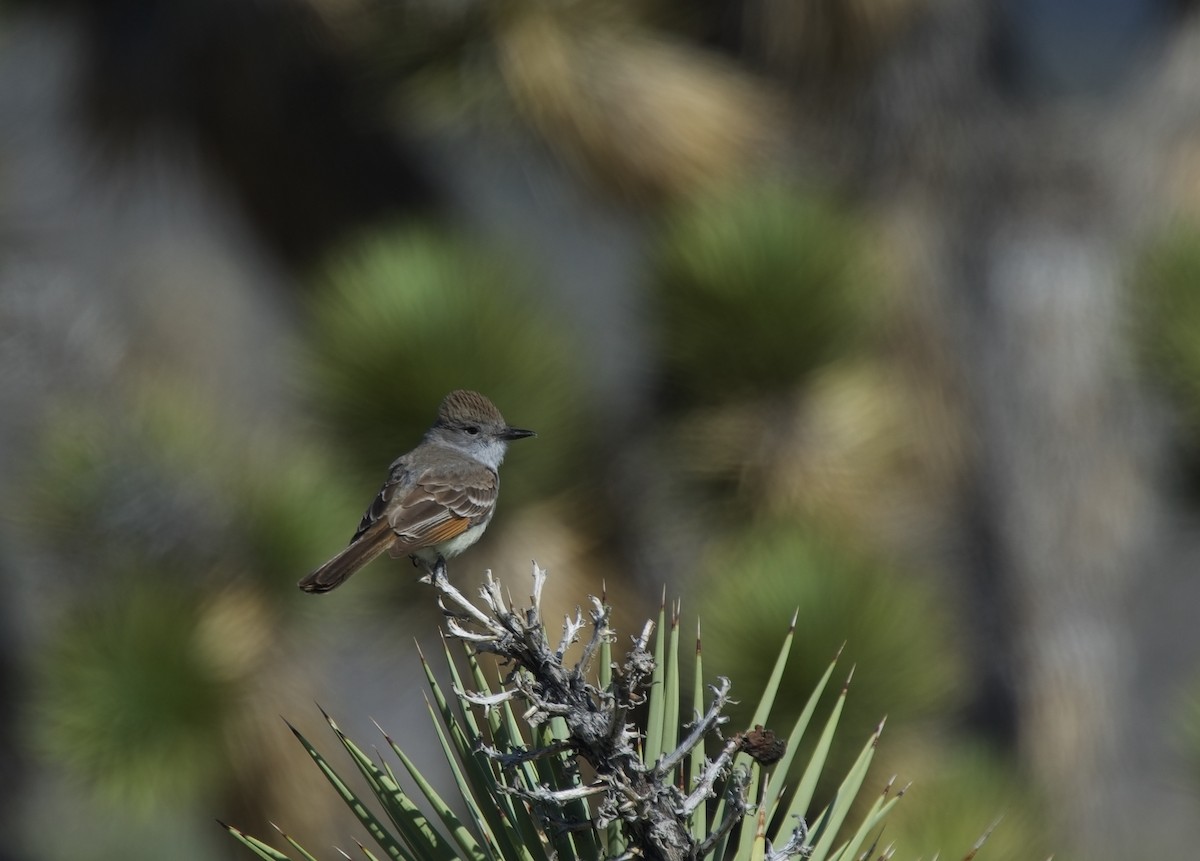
[351,457,497,551]
[350,457,410,542]
[385,465,498,549]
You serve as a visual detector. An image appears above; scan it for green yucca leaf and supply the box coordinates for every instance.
[599,597,613,692]
[446,650,544,861]
[532,722,562,791]
[828,776,902,861]
[708,763,750,861]
[541,717,601,861]
[452,719,528,861]
[420,650,529,861]
[762,648,843,821]
[497,693,557,861]
[749,808,768,861]
[511,798,555,861]
[221,821,295,861]
[424,646,497,806]
[284,721,412,861]
[463,647,505,738]
[866,781,904,833]
[437,642,493,750]
[322,711,458,861]
[783,668,853,831]
[690,619,706,844]
[806,718,884,861]
[419,695,515,861]
[379,719,490,861]
[644,594,668,765]
[272,822,322,861]
[598,605,622,857]
[749,608,799,730]
[487,673,553,861]
[713,607,797,848]
[499,685,546,801]
[354,840,386,861]
[421,644,459,728]
[530,722,581,861]
[732,769,767,861]
[664,601,682,762]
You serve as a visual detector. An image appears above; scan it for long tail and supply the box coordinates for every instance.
[298,521,393,593]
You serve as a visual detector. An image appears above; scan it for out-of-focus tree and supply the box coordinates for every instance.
[305,227,589,503]
[698,523,963,742]
[54,0,438,268]
[773,1,1196,855]
[1137,222,1200,464]
[684,0,1200,855]
[652,183,873,407]
[17,387,362,855]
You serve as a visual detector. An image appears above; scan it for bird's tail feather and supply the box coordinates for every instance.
[298,523,393,593]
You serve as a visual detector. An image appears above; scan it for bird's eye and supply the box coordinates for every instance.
[465,426,480,435]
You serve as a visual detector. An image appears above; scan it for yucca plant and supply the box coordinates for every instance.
[222,564,916,861]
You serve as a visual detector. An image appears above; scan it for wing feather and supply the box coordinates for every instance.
[387,470,495,548]
[352,457,497,550]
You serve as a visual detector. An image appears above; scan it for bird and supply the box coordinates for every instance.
[298,390,535,593]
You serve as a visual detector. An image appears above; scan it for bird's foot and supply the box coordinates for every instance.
[414,554,449,585]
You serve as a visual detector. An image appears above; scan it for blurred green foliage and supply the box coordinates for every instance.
[1136,221,1200,440]
[305,227,591,502]
[18,380,360,825]
[22,384,356,593]
[697,521,963,753]
[232,440,364,592]
[32,581,234,811]
[653,184,875,405]
[1176,675,1200,790]
[883,743,1054,861]
[23,395,231,573]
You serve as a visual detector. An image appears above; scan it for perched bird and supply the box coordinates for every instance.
[299,390,535,593]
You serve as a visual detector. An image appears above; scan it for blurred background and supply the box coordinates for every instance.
[3,0,1200,858]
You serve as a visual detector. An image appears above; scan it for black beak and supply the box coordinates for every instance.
[503,426,536,441]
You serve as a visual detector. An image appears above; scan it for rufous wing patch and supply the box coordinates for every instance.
[420,516,471,545]
[386,514,471,558]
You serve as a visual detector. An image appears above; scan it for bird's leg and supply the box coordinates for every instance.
[413,554,449,584]
[412,554,434,581]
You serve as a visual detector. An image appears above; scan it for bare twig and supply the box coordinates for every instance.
[697,767,750,856]
[764,816,811,861]
[656,678,732,778]
[502,782,611,804]
[680,735,744,816]
[478,739,576,768]
[556,608,587,662]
